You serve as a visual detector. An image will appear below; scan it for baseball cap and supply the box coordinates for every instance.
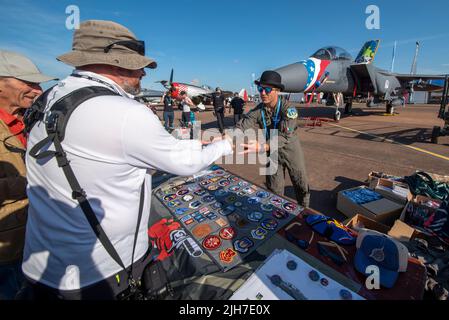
[0,50,57,83]
[354,229,409,288]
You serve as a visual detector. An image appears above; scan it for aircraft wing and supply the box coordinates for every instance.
[378,71,446,81]
[380,72,447,91]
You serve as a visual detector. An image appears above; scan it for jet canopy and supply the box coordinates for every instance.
[311,46,352,61]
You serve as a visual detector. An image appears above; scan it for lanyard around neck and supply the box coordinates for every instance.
[70,73,119,93]
[261,98,281,140]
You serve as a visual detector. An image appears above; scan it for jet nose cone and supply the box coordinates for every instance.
[274,62,308,93]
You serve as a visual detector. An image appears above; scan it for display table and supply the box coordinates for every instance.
[149,170,426,300]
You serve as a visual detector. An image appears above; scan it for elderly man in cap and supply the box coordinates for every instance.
[23,20,233,300]
[237,70,310,207]
[0,50,56,299]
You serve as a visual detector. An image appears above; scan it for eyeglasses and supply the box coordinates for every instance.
[257,85,273,94]
[104,40,145,56]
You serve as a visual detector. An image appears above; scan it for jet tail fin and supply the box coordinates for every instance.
[355,40,380,64]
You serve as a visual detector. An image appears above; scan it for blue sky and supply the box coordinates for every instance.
[1,0,449,92]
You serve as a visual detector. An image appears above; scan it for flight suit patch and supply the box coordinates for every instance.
[286,107,298,119]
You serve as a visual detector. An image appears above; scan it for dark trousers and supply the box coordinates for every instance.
[266,139,310,207]
[0,260,25,300]
[234,113,243,125]
[163,111,174,130]
[215,111,225,134]
[23,253,151,300]
[182,112,191,126]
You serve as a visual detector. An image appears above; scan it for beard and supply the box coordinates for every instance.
[122,80,141,96]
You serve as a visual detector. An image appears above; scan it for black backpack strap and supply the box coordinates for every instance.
[23,85,57,135]
[29,86,145,288]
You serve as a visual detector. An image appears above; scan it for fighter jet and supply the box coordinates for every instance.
[156,69,233,107]
[274,40,446,120]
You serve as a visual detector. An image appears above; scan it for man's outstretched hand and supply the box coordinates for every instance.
[239,140,269,154]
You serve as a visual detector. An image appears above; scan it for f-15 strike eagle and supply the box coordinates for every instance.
[273,40,445,120]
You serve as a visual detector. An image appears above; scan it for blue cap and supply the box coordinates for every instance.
[354,234,402,288]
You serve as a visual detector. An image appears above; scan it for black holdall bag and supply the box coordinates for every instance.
[26,86,152,300]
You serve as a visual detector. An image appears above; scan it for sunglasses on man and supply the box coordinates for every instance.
[104,40,145,56]
[257,85,274,94]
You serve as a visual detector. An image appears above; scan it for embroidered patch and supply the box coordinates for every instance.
[202,235,221,250]
[192,224,213,238]
[219,227,236,240]
[287,107,298,119]
[219,248,237,263]
[234,237,254,253]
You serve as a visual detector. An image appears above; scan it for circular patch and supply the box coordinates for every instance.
[228,176,239,182]
[234,201,243,207]
[219,227,236,240]
[194,190,207,197]
[247,197,261,205]
[287,260,297,270]
[182,195,194,202]
[214,170,225,176]
[163,194,177,201]
[202,195,215,203]
[237,191,247,197]
[283,202,297,212]
[218,180,230,187]
[202,235,221,250]
[176,189,189,196]
[261,218,278,231]
[219,248,237,264]
[308,270,320,282]
[229,186,240,192]
[272,208,289,220]
[270,196,285,207]
[233,237,254,253]
[200,180,211,186]
[174,207,190,216]
[243,187,256,194]
[260,203,274,212]
[192,224,213,238]
[238,181,249,187]
[225,195,237,204]
[256,191,270,198]
[189,201,202,209]
[247,211,264,222]
[339,289,353,300]
[207,185,219,191]
[320,278,329,287]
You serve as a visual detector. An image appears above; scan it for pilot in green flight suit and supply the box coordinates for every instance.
[236,71,310,207]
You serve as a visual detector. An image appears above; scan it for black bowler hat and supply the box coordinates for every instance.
[254,70,284,91]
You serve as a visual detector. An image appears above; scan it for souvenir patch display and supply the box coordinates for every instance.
[154,165,304,272]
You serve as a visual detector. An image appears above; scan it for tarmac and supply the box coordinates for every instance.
[152,102,449,221]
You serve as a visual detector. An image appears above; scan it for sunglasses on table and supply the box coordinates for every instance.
[257,85,275,94]
[104,40,145,56]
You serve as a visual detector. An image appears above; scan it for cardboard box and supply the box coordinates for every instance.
[337,186,404,226]
[372,178,413,205]
[344,214,391,234]
[367,171,403,189]
[388,220,418,242]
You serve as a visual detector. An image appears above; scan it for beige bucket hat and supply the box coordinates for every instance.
[57,20,157,70]
[0,50,57,83]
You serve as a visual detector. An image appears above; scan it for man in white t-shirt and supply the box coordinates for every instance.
[179,90,195,127]
[22,20,233,300]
